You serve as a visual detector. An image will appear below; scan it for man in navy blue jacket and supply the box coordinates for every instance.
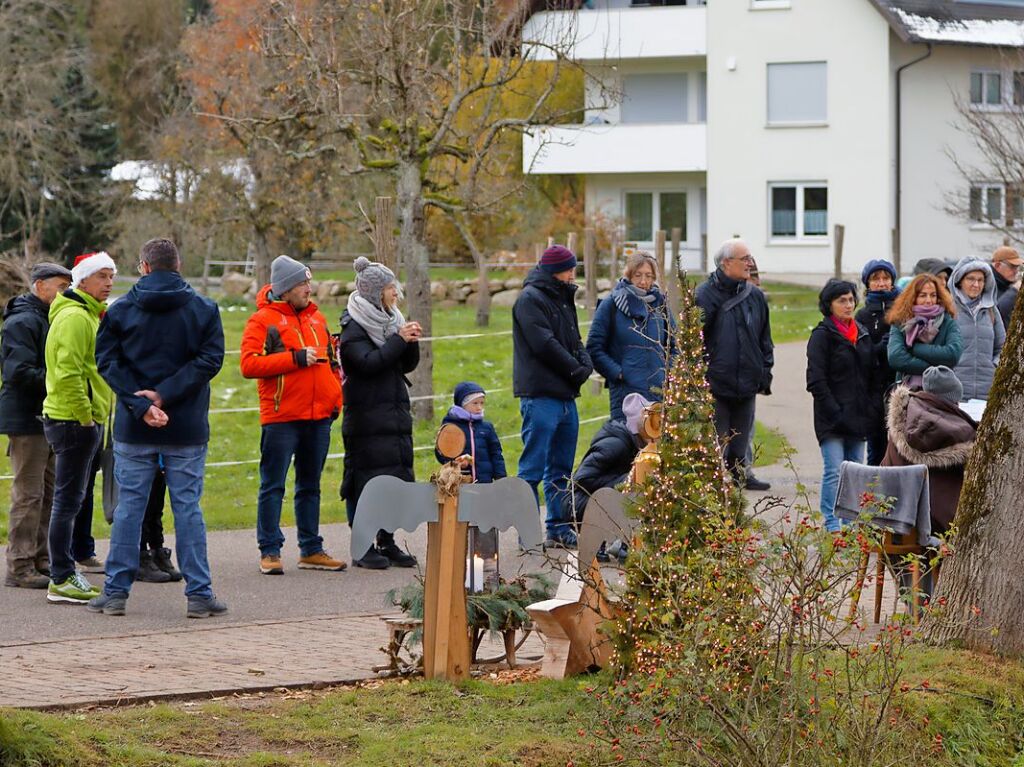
[90,238,227,618]
[696,239,774,491]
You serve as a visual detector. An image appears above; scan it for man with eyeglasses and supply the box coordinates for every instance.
[992,246,1022,331]
[695,238,774,491]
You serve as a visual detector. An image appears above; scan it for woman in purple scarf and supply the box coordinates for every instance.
[886,274,963,389]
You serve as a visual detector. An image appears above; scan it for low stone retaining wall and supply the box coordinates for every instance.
[220,272,614,307]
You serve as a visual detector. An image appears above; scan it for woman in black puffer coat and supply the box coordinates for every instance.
[806,279,878,533]
[340,257,421,570]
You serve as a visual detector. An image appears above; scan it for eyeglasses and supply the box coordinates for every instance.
[729,255,755,264]
[961,275,986,284]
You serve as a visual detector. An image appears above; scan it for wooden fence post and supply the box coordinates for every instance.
[610,232,620,283]
[834,224,845,279]
[566,231,578,254]
[584,228,600,395]
[669,227,683,314]
[375,196,398,274]
[656,230,678,316]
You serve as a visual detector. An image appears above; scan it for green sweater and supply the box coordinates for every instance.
[42,289,113,425]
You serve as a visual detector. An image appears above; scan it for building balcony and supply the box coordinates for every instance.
[522,5,706,62]
[523,122,707,175]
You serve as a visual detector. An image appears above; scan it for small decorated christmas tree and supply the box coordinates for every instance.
[612,279,754,677]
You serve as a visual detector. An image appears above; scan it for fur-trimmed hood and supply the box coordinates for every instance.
[886,386,977,468]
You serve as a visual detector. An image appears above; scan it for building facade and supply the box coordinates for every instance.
[522,0,1024,275]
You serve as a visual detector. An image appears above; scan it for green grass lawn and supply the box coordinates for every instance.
[3,648,1023,767]
[0,282,806,543]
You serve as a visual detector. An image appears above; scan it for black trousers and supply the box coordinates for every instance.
[141,469,166,552]
[712,395,756,473]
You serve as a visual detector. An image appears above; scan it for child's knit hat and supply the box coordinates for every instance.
[453,381,485,408]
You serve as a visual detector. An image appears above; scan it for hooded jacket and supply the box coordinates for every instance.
[97,270,225,445]
[569,419,640,522]
[240,284,342,425]
[586,278,675,421]
[0,294,51,434]
[882,386,977,532]
[855,260,900,434]
[695,269,774,399]
[434,400,506,485]
[947,257,1005,401]
[42,289,113,426]
[512,268,593,400]
[805,316,878,443]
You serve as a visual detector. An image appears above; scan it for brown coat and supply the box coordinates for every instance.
[881,386,978,532]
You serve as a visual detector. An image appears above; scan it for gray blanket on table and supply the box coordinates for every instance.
[835,461,941,548]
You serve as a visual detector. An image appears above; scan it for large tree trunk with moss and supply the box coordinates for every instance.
[928,298,1024,655]
[396,159,434,422]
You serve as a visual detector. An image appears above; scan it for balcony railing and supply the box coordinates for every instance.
[523,122,706,175]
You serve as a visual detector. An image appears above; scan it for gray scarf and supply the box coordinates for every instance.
[347,292,405,348]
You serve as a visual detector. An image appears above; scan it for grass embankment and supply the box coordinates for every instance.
[2,648,1023,767]
[0,281,811,543]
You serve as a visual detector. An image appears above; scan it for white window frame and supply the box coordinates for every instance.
[623,190,689,245]
[968,182,1024,229]
[766,61,828,127]
[750,0,791,9]
[967,68,1024,111]
[767,182,830,244]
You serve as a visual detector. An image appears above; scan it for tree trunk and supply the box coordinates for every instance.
[396,159,433,422]
[927,299,1024,655]
[252,225,273,290]
[475,258,491,328]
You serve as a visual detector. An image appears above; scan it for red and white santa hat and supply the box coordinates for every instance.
[71,251,117,288]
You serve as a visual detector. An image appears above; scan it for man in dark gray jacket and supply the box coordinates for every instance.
[695,239,774,491]
[0,263,71,588]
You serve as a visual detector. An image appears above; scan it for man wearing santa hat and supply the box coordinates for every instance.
[41,251,116,604]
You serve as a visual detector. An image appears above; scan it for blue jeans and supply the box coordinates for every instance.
[819,438,865,532]
[517,397,579,538]
[104,442,213,598]
[43,420,103,583]
[256,419,331,557]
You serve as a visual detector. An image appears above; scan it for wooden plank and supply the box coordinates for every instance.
[423,496,470,680]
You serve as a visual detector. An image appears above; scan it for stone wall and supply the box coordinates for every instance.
[219,272,614,307]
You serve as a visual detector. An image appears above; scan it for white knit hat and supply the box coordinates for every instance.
[71,251,117,288]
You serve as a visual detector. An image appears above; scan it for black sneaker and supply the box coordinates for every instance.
[137,550,172,583]
[544,528,578,550]
[744,475,771,492]
[354,546,391,570]
[153,547,183,582]
[377,541,417,568]
[187,594,228,619]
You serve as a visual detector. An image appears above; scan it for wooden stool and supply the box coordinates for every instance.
[849,528,928,624]
[376,616,424,673]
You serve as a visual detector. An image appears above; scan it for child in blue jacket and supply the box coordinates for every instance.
[435,381,506,483]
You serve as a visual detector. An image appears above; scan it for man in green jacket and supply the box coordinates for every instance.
[42,252,116,604]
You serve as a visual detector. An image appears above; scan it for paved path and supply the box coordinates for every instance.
[1,340,900,710]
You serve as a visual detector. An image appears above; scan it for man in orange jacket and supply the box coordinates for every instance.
[240,255,345,574]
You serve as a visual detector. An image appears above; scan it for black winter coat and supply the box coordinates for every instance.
[339,312,420,505]
[434,413,506,484]
[805,318,879,444]
[695,270,774,400]
[569,420,639,521]
[998,286,1018,334]
[512,268,593,400]
[855,296,898,435]
[0,294,50,435]
[97,271,225,446]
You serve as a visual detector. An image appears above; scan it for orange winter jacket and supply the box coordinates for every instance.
[240,285,343,425]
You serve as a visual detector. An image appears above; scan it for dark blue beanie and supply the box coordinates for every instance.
[860,259,897,288]
[453,381,486,407]
[539,245,577,274]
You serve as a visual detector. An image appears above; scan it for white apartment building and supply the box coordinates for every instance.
[521,0,1024,275]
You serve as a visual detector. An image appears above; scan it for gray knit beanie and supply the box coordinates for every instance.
[354,256,398,307]
[270,255,311,296]
[923,366,963,403]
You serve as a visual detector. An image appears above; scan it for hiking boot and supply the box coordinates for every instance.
[137,550,172,583]
[377,540,417,568]
[353,546,390,570]
[75,556,105,574]
[260,554,284,575]
[744,475,771,492]
[152,547,183,582]
[47,573,100,604]
[544,528,578,551]
[187,594,228,619]
[36,559,50,577]
[298,551,347,571]
[86,592,128,616]
[5,570,49,589]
